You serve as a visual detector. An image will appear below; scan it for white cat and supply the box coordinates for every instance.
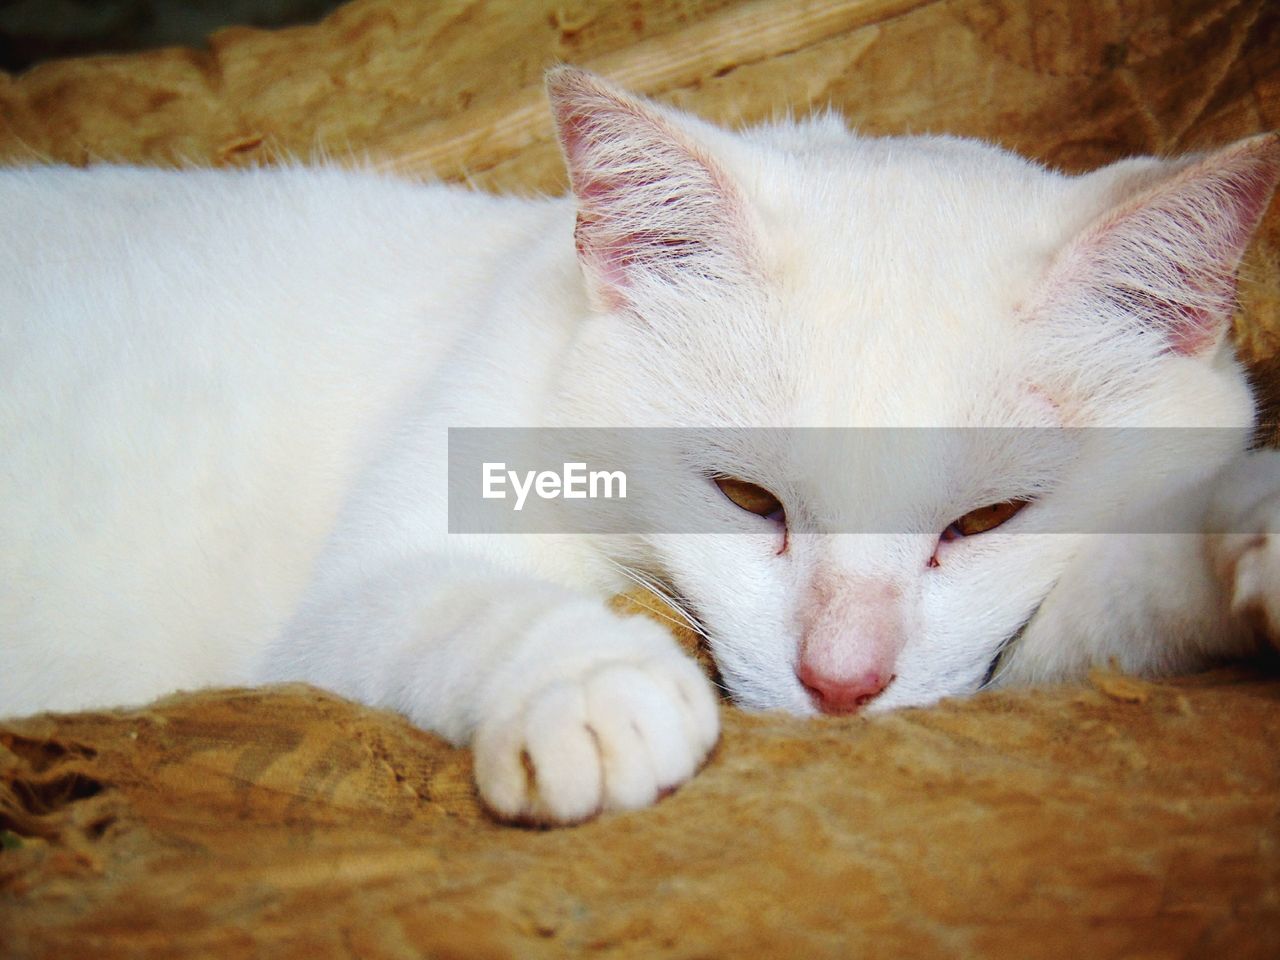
[2,68,1278,824]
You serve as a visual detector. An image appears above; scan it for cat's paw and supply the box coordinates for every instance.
[1209,452,1280,646]
[472,612,719,826]
[1214,525,1280,645]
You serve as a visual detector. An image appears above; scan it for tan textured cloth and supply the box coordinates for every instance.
[2,1,1279,956]
[4,664,1280,958]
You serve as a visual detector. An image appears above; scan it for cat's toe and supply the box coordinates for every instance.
[472,681,602,825]
[583,662,700,809]
[1210,478,1280,647]
[472,627,719,826]
[1225,529,1280,645]
[1208,452,1280,648]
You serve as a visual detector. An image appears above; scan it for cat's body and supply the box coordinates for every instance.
[2,164,586,710]
[3,69,1278,823]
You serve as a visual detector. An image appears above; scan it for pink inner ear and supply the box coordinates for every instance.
[1107,255,1224,356]
[556,107,606,181]
[548,71,753,309]
[559,107,641,298]
[571,162,707,299]
[1064,135,1280,357]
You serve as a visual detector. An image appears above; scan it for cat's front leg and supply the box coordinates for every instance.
[1207,449,1280,645]
[269,561,719,825]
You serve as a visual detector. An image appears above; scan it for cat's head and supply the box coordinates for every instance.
[545,67,1280,713]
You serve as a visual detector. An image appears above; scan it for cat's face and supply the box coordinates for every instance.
[546,68,1274,713]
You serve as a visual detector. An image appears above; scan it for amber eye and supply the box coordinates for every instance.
[943,498,1032,540]
[714,476,785,521]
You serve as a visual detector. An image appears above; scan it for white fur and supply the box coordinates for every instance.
[2,69,1277,823]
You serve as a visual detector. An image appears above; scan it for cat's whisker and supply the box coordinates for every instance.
[604,557,690,622]
[621,590,696,636]
[603,557,712,641]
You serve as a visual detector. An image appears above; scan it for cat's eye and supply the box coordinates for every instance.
[941,498,1032,541]
[714,476,785,522]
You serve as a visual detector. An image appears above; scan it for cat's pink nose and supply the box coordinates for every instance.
[797,663,893,715]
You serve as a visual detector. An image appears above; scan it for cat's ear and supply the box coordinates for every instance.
[546,67,760,312]
[1047,134,1280,356]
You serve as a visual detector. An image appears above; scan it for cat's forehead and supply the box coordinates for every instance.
[717,132,1087,424]
[743,131,1080,271]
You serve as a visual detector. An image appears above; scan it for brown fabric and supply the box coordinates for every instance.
[4,661,1280,959]
[2,0,1280,956]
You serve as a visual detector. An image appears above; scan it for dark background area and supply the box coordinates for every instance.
[0,0,347,73]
